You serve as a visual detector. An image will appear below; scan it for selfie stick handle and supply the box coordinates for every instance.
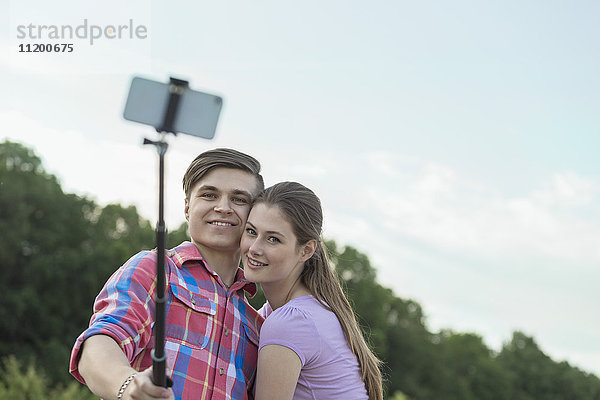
[145,77,189,388]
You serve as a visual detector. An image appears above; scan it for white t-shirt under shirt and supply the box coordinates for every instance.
[259,295,368,400]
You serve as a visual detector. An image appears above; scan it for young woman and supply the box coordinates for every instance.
[241,181,383,400]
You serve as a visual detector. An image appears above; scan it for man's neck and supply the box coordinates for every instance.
[193,243,240,287]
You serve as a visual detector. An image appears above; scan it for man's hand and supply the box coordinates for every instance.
[122,367,174,400]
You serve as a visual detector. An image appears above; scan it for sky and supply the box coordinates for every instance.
[2,0,599,376]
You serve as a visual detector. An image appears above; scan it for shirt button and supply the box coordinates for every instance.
[224,329,229,336]
[219,368,224,376]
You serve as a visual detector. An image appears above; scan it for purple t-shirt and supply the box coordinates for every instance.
[259,295,368,400]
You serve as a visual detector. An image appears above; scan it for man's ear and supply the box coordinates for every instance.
[184,198,190,221]
[300,239,318,262]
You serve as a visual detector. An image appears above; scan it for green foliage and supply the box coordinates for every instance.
[327,240,435,398]
[320,238,600,399]
[0,356,95,400]
[431,331,512,400]
[0,140,157,385]
[497,332,600,400]
[167,222,190,248]
[2,140,600,400]
[247,280,267,310]
[388,391,412,400]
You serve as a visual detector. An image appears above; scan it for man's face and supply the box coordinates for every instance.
[185,168,259,255]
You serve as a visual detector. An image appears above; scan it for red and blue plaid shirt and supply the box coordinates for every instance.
[70,241,264,400]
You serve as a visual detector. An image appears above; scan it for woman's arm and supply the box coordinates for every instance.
[255,344,302,400]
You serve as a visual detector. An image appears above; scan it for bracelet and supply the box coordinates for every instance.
[117,372,138,400]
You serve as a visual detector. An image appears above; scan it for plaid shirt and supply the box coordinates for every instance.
[70,241,264,400]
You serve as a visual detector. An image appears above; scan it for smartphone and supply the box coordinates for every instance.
[123,76,223,139]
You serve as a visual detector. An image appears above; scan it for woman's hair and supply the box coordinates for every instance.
[254,181,383,400]
[182,148,264,199]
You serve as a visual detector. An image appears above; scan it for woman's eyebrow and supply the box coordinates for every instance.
[246,221,287,238]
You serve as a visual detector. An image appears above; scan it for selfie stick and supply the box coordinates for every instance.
[143,77,189,388]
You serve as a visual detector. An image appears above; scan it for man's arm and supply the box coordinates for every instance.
[78,334,173,400]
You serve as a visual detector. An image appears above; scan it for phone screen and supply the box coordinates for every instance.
[123,77,223,139]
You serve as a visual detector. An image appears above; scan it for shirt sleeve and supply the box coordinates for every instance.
[258,304,320,367]
[69,250,158,383]
[257,301,272,319]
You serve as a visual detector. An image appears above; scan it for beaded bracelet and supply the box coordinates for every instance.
[117,372,138,400]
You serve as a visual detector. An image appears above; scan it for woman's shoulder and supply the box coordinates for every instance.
[261,296,323,339]
[259,296,323,364]
[264,296,313,325]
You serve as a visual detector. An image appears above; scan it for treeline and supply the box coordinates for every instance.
[1,140,599,399]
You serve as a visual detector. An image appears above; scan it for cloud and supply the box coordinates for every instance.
[534,172,596,207]
[258,148,599,268]
[1,109,157,219]
[355,153,600,263]
[274,149,600,375]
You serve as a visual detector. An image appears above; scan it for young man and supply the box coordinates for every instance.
[69,148,265,400]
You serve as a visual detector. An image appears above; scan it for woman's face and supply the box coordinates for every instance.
[241,203,311,286]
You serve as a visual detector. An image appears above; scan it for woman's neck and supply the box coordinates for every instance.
[262,279,311,310]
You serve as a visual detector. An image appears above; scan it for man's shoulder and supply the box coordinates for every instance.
[117,242,197,280]
[166,241,206,268]
[109,249,159,285]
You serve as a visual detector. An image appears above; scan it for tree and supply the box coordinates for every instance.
[431,331,512,400]
[327,240,435,398]
[3,140,600,398]
[0,140,156,385]
[167,222,190,248]
[498,332,600,400]
[0,356,96,400]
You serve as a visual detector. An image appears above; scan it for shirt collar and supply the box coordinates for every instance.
[168,241,257,296]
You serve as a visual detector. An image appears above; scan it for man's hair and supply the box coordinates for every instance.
[182,148,264,199]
